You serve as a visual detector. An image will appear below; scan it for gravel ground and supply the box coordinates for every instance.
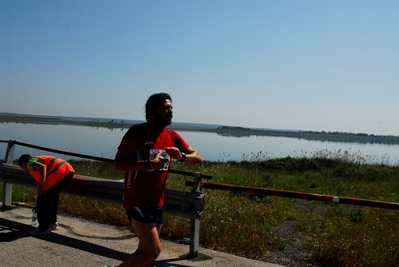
[1,203,284,267]
[3,201,327,267]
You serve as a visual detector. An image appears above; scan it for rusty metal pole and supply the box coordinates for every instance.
[185,180,399,210]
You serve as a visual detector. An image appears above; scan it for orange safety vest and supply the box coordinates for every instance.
[28,156,75,192]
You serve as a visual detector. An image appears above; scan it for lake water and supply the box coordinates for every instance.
[1,122,399,166]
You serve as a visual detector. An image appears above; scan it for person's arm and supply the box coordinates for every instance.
[114,149,144,171]
[165,146,202,165]
[114,149,166,171]
[32,162,47,195]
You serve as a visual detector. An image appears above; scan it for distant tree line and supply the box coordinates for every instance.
[1,113,399,145]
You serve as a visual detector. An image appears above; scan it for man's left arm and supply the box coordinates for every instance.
[165,146,202,165]
[183,146,202,165]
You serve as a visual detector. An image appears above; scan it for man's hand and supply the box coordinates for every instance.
[37,182,45,195]
[165,147,183,161]
[150,152,169,170]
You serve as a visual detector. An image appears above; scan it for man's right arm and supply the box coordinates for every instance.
[114,150,145,171]
[114,150,165,171]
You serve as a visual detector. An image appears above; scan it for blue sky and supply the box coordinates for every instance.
[1,0,398,136]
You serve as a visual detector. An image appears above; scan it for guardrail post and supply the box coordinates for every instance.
[188,172,202,258]
[2,140,15,208]
[4,140,16,164]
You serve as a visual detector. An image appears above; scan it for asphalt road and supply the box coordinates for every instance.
[0,203,284,267]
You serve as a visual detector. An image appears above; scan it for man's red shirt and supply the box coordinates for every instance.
[117,123,190,208]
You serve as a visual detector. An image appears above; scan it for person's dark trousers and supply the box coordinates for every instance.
[36,172,74,231]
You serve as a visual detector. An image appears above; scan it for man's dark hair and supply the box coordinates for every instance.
[18,154,32,166]
[145,93,172,122]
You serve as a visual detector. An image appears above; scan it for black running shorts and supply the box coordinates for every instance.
[125,206,164,224]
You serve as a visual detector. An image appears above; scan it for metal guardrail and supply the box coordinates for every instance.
[0,139,212,258]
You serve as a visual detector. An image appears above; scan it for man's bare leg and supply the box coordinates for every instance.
[135,222,162,253]
[117,220,162,267]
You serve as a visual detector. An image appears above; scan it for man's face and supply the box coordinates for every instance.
[153,99,173,128]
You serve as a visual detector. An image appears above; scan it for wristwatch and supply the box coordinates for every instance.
[179,152,186,162]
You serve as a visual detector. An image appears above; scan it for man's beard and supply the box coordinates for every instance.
[153,112,172,128]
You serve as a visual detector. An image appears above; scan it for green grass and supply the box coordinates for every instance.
[4,150,399,267]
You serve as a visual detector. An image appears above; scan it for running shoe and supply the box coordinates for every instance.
[50,222,59,230]
[30,227,51,236]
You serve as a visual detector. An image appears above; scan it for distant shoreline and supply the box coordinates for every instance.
[1,112,399,145]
